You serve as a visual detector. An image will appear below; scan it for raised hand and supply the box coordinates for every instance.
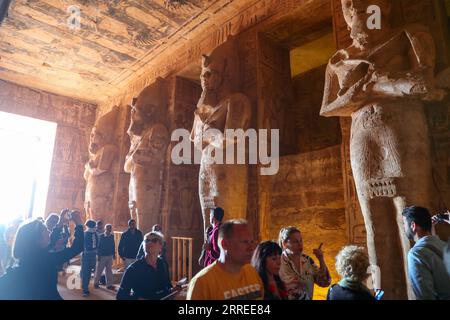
[432,212,450,225]
[313,243,325,262]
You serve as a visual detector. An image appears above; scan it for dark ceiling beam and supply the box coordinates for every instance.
[0,0,12,25]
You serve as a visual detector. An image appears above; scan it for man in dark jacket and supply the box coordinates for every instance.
[117,231,174,300]
[48,209,72,273]
[94,224,115,290]
[118,219,143,269]
[81,220,98,297]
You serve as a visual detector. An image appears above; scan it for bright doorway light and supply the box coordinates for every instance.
[0,111,57,224]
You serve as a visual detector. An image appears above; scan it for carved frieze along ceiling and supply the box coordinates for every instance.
[0,0,242,103]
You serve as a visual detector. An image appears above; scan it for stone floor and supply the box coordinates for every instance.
[59,283,117,300]
[58,264,118,300]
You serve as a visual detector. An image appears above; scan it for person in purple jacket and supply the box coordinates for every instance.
[203,207,224,267]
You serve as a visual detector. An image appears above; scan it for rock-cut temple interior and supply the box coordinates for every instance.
[0,0,449,301]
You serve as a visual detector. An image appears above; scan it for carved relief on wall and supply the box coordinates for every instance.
[165,76,202,234]
[324,0,448,299]
[257,35,290,134]
[268,147,347,299]
[53,126,88,164]
[84,106,119,223]
[168,166,202,231]
[292,66,342,154]
[190,37,252,241]
[124,78,170,234]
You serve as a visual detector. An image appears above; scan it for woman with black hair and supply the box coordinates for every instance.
[251,240,288,300]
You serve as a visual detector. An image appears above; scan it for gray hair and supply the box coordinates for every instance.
[335,245,370,282]
[144,231,164,242]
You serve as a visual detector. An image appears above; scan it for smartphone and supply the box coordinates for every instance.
[375,289,384,300]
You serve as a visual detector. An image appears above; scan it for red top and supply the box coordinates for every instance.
[267,281,289,300]
[204,223,221,267]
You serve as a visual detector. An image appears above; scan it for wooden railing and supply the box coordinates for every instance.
[171,237,193,283]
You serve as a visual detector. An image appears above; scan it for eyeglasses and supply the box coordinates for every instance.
[145,238,161,244]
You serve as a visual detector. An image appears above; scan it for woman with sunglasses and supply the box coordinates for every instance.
[117,231,178,300]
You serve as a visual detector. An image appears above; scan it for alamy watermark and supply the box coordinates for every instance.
[66,268,81,290]
[171,128,279,176]
[67,5,81,31]
[366,5,382,30]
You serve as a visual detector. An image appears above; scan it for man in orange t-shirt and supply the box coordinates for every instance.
[187,219,263,300]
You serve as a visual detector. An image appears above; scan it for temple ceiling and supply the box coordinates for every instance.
[0,0,236,103]
[0,0,334,104]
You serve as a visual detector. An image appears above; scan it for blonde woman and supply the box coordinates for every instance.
[278,226,330,300]
[327,245,375,300]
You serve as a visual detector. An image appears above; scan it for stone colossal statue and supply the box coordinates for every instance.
[320,0,446,299]
[124,78,169,234]
[84,106,119,224]
[190,38,252,241]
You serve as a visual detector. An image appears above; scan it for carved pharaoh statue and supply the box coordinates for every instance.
[190,38,252,242]
[84,106,119,223]
[124,79,169,234]
[320,0,447,299]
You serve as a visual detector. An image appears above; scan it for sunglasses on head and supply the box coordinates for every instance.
[145,238,161,244]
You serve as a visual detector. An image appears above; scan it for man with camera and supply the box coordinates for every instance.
[402,207,450,300]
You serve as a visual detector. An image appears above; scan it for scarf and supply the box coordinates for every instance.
[338,277,373,296]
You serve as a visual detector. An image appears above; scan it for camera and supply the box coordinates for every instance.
[435,213,450,223]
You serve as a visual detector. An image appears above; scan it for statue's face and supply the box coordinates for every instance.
[129,102,158,136]
[148,126,168,151]
[341,0,391,48]
[200,64,223,92]
[341,0,369,47]
[89,127,105,154]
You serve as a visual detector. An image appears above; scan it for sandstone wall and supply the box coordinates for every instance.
[268,146,346,300]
